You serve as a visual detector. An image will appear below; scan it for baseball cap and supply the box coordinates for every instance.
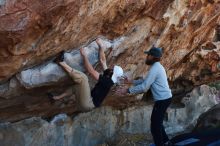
[111,65,124,83]
[144,47,163,58]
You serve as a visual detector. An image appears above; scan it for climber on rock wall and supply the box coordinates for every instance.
[48,38,124,111]
[116,47,173,146]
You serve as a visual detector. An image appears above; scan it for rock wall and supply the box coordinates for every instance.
[0,85,219,146]
[0,0,220,121]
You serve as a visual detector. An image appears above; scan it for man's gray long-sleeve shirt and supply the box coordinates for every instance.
[128,62,172,101]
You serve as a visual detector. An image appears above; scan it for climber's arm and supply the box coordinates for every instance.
[96,38,108,70]
[80,48,99,81]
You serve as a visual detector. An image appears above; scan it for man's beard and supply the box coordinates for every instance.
[145,59,155,65]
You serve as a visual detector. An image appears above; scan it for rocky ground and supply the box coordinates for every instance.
[98,133,153,146]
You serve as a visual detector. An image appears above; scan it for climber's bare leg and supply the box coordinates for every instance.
[59,62,75,74]
[52,87,73,100]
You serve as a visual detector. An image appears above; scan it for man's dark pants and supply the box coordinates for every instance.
[151,98,172,146]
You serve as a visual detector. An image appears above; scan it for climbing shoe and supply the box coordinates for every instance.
[47,92,55,104]
[54,51,65,63]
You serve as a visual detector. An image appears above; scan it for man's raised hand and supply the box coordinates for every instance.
[115,86,129,96]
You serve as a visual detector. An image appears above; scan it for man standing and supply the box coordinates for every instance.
[117,47,172,146]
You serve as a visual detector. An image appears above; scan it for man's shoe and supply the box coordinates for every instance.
[54,51,65,63]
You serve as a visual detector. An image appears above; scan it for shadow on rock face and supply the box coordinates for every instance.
[194,103,220,132]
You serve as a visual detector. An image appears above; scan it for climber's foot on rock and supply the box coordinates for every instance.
[47,92,56,104]
[54,51,65,64]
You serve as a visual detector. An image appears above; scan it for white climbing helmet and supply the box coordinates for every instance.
[111,65,124,83]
